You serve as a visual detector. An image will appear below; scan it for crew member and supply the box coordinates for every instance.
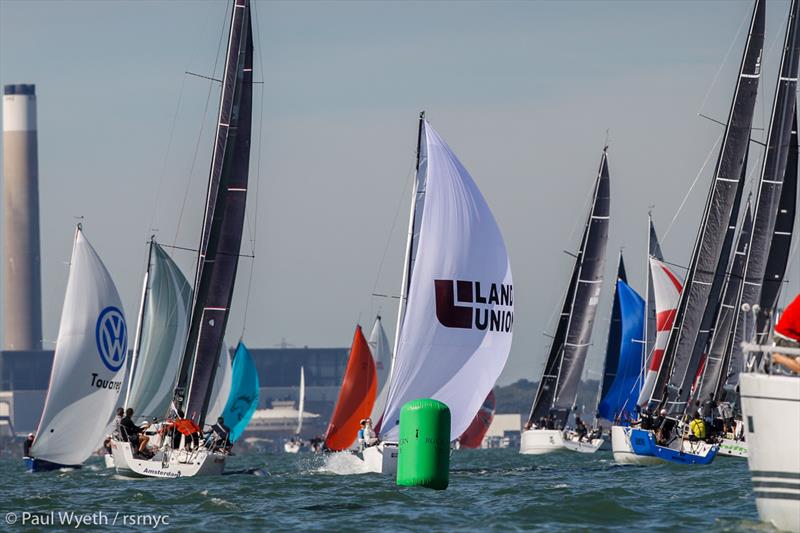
[688,412,706,442]
[120,408,151,456]
[23,433,34,457]
[773,294,800,373]
[362,418,378,448]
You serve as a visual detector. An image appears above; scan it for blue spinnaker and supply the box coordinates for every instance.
[598,280,644,422]
[222,342,260,442]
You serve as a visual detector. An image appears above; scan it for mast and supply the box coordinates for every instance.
[756,115,798,337]
[650,0,764,415]
[177,0,254,427]
[123,238,154,409]
[389,112,427,375]
[734,0,800,362]
[528,147,610,428]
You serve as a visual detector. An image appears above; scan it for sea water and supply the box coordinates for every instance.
[0,449,767,531]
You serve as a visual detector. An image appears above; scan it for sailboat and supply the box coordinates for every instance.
[113,0,254,478]
[363,114,514,474]
[612,223,682,465]
[25,226,127,472]
[631,0,764,465]
[323,325,377,452]
[284,366,305,453]
[520,147,609,455]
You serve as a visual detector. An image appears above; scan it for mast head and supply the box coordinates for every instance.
[419,110,426,120]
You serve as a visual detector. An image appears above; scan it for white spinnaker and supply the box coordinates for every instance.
[367,316,392,422]
[297,366,305,434]
[31,229,128,465]
[638,257,683,406]
[206,343,233,425]
[379,121,514,441]
[125,244,191,420]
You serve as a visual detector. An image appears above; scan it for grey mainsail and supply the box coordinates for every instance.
[732,0,800,364]
[650,0,764,415]
[694,202,753,404]
[528,148,610,428]
[757,115,798,336]
[177,0,253,427]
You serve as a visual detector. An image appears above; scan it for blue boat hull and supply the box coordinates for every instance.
[629,429,718,465]
[24,457,82,473]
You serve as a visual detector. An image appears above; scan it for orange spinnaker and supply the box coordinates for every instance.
[324,325,377,451]
[458,390,496,449]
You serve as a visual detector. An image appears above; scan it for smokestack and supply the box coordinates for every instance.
[3,84,42,350]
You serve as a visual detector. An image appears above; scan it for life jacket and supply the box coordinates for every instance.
[689,418,706,439]
[174,418,202,436]
[775,294,800,343]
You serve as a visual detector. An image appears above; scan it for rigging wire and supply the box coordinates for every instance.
[697,4,750,115]
[173,0,231,248]
[240,0,267,342]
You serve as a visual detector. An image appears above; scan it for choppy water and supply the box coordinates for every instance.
[0,450,770,531]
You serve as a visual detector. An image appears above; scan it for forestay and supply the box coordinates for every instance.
[31,228,127,465]
[378,121,514,441]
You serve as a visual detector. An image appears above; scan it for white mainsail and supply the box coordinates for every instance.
[30,227,128,465]
[367,316,392,422]
[296,366,305,434]
[124,242,191,420]
[379,121,514,441]
[206,343,233,424]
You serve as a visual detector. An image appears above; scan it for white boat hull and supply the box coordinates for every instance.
[611,425,661,465]
[520,429,564,454]
[362,442,397,475]
[111,439,226,478]
[284,441,301,454]
[740,372,800,533]
[717,437,748,458]
[563,430,604,453]
[103,454,115,469]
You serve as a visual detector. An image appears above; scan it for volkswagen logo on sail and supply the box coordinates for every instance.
[96,306,127,371]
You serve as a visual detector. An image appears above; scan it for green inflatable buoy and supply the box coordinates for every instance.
[396,398,450,490]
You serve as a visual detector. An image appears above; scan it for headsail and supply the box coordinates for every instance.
[528,148,609,429]
[296,366,305,435]
[378,120,514,441]
[652,0,764,414]
[324,325,377,451]
[638,258,683,406]
[177,0,254,427]
[31,227,127,465]
[599,254,628,410]
[221,342,259,442]
[458,390,496,449]
[124,241,191,420]
[645,216,665,362]
[206,343,233,424]
[597,279,645,422]
[367,315,392,423]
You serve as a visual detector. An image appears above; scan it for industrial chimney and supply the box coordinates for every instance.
[3,84,42,350]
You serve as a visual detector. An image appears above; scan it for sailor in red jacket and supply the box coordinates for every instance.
[773,294,800,373]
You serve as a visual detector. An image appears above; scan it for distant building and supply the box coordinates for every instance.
[0,345,350,437]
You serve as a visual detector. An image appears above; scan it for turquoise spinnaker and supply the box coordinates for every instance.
[222,342,260,442]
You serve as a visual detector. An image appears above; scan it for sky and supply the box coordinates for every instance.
[1,0,799,387]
